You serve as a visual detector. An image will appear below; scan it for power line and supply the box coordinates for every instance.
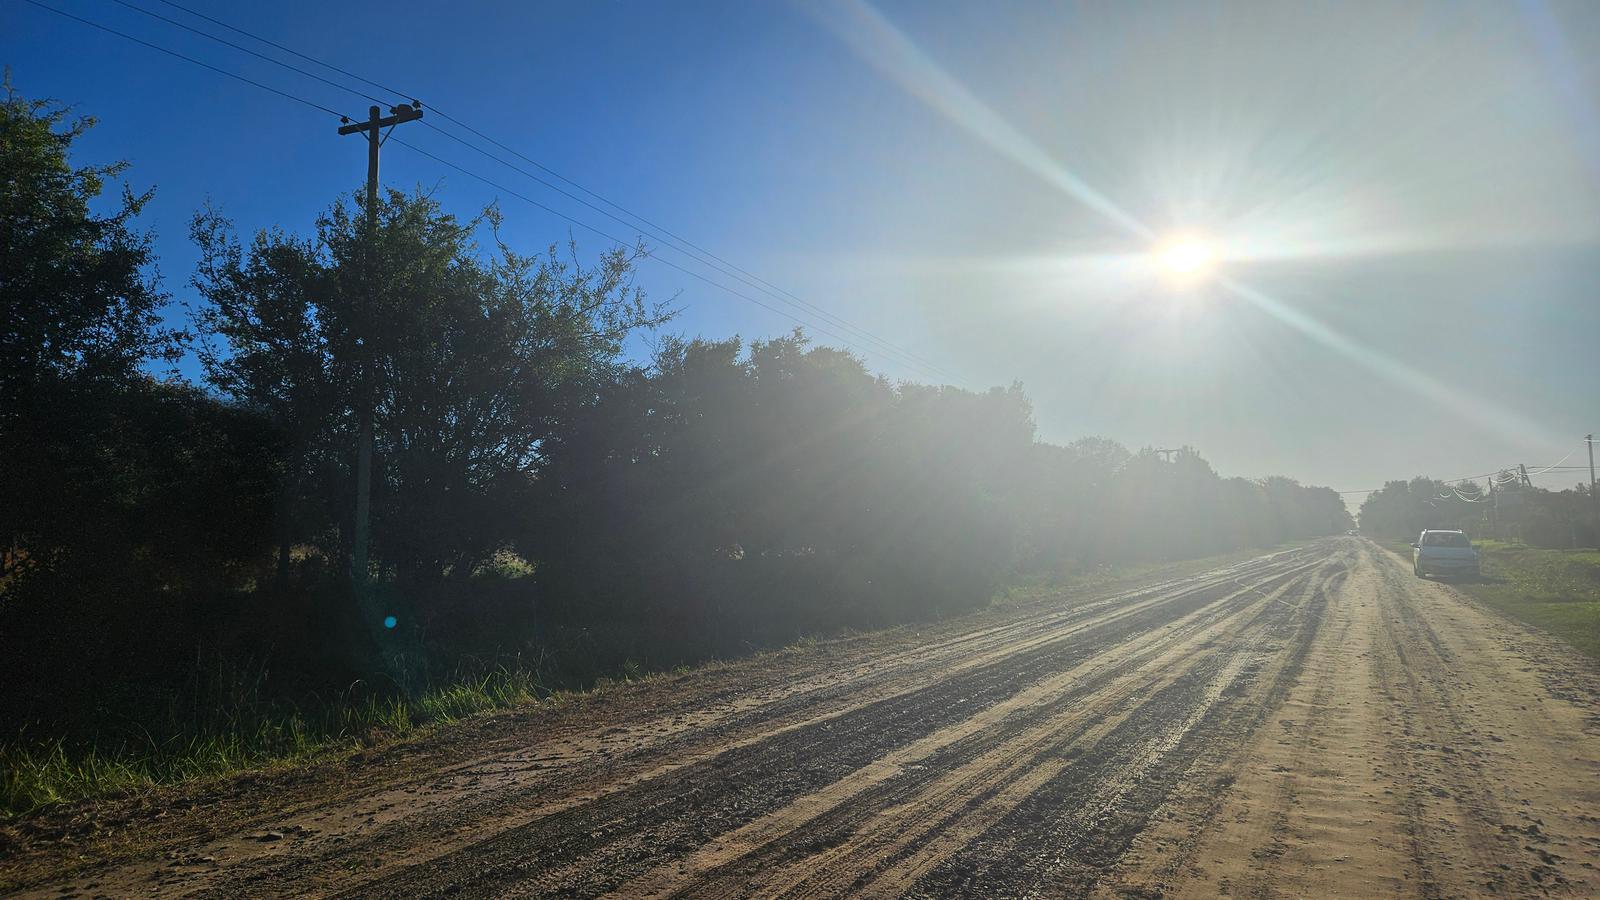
[1525,448,1577,476]
[1337,444,1590,495]
[119,0,958,380]
[413,113,950,371]
[107,0,392,108]
[151,0,410,100]
[23,0,348,118]
[387,137,957,381]
[1339,469,1501,494]
[413,119,958,378]
[29,0,961,383]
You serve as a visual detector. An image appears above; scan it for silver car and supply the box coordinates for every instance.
[1412,529,1479,579]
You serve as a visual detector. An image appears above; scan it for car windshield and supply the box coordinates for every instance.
[1423,532,1470,547]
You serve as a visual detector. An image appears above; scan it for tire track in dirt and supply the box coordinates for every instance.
[333,555,1328,898]
[1136,539,1600,900]
[1224,584,1349,900]
[9,552,1303,899]
[895,562,1339,899]
[1367,546,1567,897]
[19,539,1596,899]
[1147,545,1416,900]
[282,559,1314,897]
[1074,566,1353,900]
[625,563,1343,899]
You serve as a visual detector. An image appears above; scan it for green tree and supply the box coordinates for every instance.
[193,191,670,612]
[0,84,286,729]
[190,213,338,587]
[1357,477,1465,540]
[0,81,179,401]
[1,81,185,581]
[533,332,1035,641]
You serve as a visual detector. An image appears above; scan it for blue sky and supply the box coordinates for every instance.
[6,0,1600,499]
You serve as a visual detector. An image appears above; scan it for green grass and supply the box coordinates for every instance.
[1385,537,1600,657]
[1446,540,1600,660]
[0,667,545,819]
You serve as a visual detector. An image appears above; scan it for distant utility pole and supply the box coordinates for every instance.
[337,102,423,592]
[1488,476,1498,541]
[1589,434,1598,548]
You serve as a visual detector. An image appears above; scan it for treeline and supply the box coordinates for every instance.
[536,342,1349,641]
[1358,476,1598,548]
[1,88,1350,742]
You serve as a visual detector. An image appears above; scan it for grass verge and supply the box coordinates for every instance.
[1450,541,1600,660]
[1393,537,1600,659]
[0,668,543,819]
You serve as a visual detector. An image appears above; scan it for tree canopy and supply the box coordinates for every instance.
[191,195,671,591]
[1359,475,1596,547]
[0,82,178,401]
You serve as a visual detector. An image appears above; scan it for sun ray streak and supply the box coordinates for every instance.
[1221,278,1557,446]
[815,0,1557,449]
[809,0,1152,240]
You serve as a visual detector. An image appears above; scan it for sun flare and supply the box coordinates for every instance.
[1152,235,1221,284]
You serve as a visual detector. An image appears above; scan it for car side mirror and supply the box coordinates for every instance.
[1409,542,1418,548]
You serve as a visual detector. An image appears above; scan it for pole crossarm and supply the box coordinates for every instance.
[338,102,423,135]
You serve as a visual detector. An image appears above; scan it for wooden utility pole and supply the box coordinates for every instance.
[1589,434,1598,548]
[337,103,423,593]
[1487,475,1498,541]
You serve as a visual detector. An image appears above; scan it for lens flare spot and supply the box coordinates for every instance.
[383,615,397,630]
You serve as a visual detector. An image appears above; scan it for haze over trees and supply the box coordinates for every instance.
[1358,475,1598,548]
[1,87,1351,755]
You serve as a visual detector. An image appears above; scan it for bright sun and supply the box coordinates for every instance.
[1152,235,1222,284]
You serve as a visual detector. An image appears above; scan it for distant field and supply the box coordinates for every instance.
[1409,540,1600,660]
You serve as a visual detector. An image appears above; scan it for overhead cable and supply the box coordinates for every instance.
[116,0,957,380]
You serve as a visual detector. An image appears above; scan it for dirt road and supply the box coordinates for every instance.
[9,538,1599,898]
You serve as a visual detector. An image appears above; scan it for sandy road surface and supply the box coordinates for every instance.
[9,538,1598,898]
